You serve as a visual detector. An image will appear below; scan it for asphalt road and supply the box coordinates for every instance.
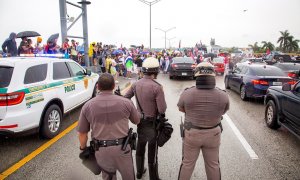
[1,74,300,180]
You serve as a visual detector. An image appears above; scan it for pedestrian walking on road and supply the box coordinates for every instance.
[124,57,167,180]
[1,32,18,57]
[77,73,140,180]
[177,62,230,180]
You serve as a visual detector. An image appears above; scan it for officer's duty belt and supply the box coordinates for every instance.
[93,137,126,148]
[184,121,221,131]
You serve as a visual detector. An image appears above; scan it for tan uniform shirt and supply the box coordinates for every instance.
[177,87,229,127]
[78,91,140,140]
[124,75,167,118]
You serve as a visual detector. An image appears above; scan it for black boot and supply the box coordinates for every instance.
[148,163,161,180]
[136,155,147,179]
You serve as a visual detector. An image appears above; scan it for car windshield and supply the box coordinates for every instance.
[213,58,224,63]
[251,66,286,76]
[0,66,14,88]
[274,55,292,61]
[250,59,264,63]
[275,63,300,71]
[173,57,194,64]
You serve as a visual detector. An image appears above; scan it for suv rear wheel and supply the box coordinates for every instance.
[265,100,281,129]
[41,104,62,139]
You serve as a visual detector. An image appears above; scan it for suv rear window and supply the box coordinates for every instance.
[24,64,48,84]
[251,67,286,76]
[0,66,14,88]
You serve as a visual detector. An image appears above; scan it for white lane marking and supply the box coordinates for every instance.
[223,114,259,160]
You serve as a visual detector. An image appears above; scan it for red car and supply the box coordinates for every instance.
[212,57,225,75]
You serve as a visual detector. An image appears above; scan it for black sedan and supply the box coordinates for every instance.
[225,63,295,101]
[272,62,300,80]
[169,57,197,79]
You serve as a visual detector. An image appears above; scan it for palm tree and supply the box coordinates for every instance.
[286,36,299,52]
[248,42,260,52]
[261,41,275,51]
[277,30,290,52]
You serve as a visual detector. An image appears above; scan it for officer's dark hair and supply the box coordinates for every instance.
[196,75,216,89]
[98,73,115,91]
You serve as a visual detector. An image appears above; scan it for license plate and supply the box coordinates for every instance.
[273,82,282,86]
[182,73,187,76]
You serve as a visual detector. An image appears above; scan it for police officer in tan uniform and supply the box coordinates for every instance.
[177,62,230,180]
[78,73,140,180]
[124,57,167,180]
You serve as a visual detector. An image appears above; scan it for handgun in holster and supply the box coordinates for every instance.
[122,128,137,151]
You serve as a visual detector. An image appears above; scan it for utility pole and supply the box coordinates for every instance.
[139,0,161,49]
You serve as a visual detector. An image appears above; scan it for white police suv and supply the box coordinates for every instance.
[0,56,99,138]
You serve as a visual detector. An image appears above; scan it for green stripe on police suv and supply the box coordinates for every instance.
[65,84,75,93]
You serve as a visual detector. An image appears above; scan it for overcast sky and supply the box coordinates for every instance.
[1,0,300,49]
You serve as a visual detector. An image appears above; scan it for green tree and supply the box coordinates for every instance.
[261,41,275,51]
[248,42,260,53]
[277,30,290,52]
[286,36,299,52]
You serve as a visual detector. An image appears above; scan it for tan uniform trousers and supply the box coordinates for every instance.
[178,127,221,180]
[95,145,135,180]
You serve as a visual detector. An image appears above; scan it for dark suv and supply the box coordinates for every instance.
[264,81,300,139]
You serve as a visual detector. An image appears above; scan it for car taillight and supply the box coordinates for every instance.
[288,72,296,78]
[288,80,297,85]
[191,64,197,68]
[172,64,178,68]
[0,92,25,106]
[252,80,269,85]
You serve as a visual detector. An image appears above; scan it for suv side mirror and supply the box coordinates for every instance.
[282,83,292,91]
[85,69,92,76]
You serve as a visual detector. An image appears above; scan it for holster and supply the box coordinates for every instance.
[122,128,137,151]
[130,132,137,150]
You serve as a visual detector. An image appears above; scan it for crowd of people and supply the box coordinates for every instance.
[2,32,235,82]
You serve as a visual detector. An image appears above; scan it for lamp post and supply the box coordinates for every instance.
[139,0,161,49]
[167,37,176,49]
[155,27,176,49]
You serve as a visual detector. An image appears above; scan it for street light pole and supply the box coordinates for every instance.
[155,27,176,49]
[139,0,161,49]
[167,37,176,49]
